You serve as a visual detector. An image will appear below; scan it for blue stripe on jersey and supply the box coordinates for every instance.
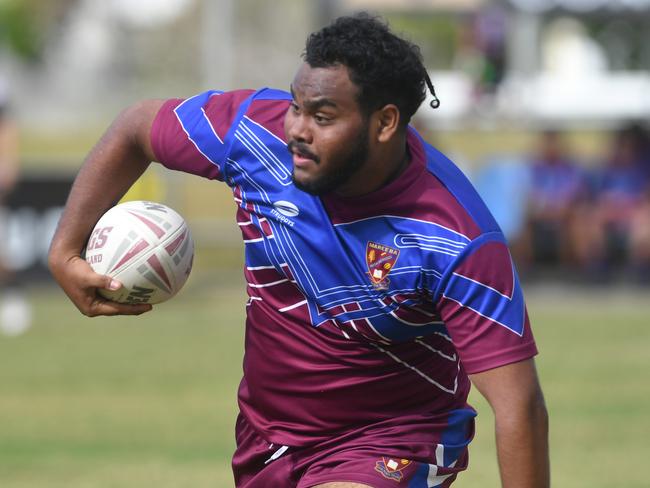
[335,216,469,280]
[252,87,292,101]
[440,235,526,337]
[175,89,262,182]
[441,408,475,466]
[365,314,449,342]
[406,408,474,487]
[177,90,519,344]
[444,270,525,336]
[420,133,501,235]
[408,464,431,488]
[174,90,226,165]
[236,117,292,185]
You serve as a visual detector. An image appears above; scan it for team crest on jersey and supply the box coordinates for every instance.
[366,241,400,290]
[375,457,412,482]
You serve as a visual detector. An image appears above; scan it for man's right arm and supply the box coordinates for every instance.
[48,99,165,317]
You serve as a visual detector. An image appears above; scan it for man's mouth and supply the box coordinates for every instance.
[288,142,318,165]
[292,153,316,169]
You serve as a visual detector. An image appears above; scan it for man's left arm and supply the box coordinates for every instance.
[469,358,549,488]
[435,236,549,487]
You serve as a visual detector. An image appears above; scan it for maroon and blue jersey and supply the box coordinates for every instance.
[151,89,538,457]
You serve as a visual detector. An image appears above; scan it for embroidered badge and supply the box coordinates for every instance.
[374,457,412,482]
[366,241,400,290]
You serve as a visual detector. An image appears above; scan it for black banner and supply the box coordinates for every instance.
[1,173,74,282]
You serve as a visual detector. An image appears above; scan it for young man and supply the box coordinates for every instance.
[49,14,549,488]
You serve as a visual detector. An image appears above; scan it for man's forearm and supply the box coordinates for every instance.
[469,360,550,488]
[494,396,549,488]
[49,101,160,263]
[46,99,163,317]
[49,126,149,258]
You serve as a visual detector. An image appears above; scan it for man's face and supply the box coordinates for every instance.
[284,63,370,195]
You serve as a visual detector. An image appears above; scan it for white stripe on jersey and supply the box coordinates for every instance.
[426,463,453,487]
[373,344,458,395]
[243,236,274,243]
[415,339,457,362]
[248,278,289,288]
[238,217,267,227]
[388,310,444,327]
[200,106,224,144]
[333,214,472,242]
[246,264,287,271]
[436,444,445,466]
[278,299,308,312]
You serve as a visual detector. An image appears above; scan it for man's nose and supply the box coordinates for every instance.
[288,114,312,144]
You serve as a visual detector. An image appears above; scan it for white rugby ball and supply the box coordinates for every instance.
[85,200,194,304]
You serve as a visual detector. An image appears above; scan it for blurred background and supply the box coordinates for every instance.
[0,1,649,487]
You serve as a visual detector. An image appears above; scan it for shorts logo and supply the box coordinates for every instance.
[366,241,400,290]
[375,457,412,482]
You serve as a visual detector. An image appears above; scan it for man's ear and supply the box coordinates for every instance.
[375,104,400,143]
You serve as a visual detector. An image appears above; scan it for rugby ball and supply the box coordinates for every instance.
[84,201,194,304]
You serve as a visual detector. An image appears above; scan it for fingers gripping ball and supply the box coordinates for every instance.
[85,201,194,304]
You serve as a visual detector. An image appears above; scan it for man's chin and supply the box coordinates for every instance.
[292,160,364,196]
[292,175,326,196]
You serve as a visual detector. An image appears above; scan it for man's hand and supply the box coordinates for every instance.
[49,254,152,317]
[47,99,163,316]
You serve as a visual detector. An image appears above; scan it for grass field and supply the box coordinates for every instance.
[1,263,649,487]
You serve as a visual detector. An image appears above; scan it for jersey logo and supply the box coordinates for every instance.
[374,457,412,482]
[366,241,400,290]
[271,200,299,227]
[273,200,299,217]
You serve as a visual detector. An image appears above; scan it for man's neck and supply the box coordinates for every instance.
[334,135,409,198]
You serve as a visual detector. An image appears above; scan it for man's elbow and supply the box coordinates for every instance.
[528,388,549,431]
[499,384,548,430]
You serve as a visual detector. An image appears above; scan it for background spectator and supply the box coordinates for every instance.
[513,130,587,273]
[570,123,650,281]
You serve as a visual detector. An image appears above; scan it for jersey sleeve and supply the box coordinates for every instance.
[436,236,538,374]
[150,89,255,181]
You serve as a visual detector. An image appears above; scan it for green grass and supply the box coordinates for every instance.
[1,274,649,487]
[462,288,650,488]
[0,266,247,488]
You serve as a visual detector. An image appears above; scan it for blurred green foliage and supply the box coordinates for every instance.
[385,12,460,69]
[0,0,73,61]
[586,16,650,70]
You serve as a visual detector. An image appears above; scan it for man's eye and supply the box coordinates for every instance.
[290,102,300,113]
[314,114,330,123]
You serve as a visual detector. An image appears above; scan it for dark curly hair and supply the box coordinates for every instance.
[304,13,431,127]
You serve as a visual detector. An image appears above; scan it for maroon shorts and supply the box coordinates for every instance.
[232,409,475,488]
